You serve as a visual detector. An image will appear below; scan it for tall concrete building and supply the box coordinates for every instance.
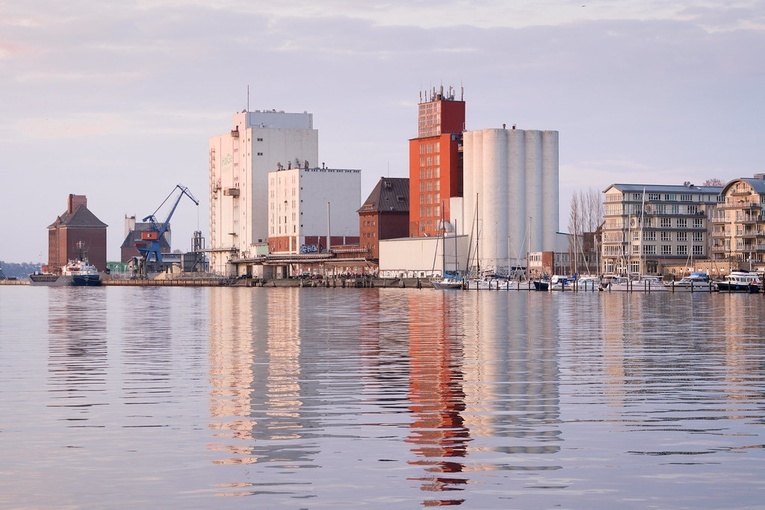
[209,110,318,274]
[461,128,559,275]
[409,86,465,237]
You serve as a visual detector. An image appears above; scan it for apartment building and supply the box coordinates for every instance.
[601,183,722,275]
[711,174,765,272]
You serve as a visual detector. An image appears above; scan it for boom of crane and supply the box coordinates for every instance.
[136,184,199,263]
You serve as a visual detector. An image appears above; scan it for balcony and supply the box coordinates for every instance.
[717,201,762,210]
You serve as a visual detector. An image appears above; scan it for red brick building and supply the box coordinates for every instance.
[358,177,410,260]
[47,195,108,272]
[409,86,465,237]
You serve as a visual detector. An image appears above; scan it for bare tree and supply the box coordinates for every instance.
[569,188,604,275]
[568,193,581,275]
[702,178,725,187]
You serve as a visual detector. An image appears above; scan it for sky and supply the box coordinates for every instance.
[2,0,764,263]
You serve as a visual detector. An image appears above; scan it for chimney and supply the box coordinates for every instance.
[67,194,87,214]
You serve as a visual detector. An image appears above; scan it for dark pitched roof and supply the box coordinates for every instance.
[48,204,108,229]
[358,177,409,214]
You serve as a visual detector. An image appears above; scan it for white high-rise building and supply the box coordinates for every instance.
[209,110,318,274]
[461,128,559,275]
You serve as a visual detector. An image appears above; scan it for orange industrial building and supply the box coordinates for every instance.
[409,86,465,237]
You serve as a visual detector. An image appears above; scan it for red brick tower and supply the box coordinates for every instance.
[409,86,465,237]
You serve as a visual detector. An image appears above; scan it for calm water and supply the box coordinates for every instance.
[1,286,764,509]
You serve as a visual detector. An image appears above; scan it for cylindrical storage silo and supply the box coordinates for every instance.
[508,129,526,269]
[541,131,559,252]
[525,130,543,253]
[482,129,507,274]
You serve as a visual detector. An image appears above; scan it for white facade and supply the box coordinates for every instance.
[461,128,559,275]
[268,167,361,254]
[209,110,319,274]
[378,236,471,279]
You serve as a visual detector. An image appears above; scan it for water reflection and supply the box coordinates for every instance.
[3,285,765,508]
[47,287,108,426]
[406,291,470,506]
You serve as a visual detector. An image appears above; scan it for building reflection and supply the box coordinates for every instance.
[46,287,108,424]
[406,292,470,506]
[207,287,318,496]
[462,293,562,460]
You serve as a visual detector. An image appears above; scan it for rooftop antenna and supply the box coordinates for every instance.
[246,85,250,112]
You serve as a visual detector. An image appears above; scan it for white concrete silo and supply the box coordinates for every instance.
[541,131,559,251]
[524,130,544,253]
[507,129,526,269]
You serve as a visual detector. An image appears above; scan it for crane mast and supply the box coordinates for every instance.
[136,184,199,265]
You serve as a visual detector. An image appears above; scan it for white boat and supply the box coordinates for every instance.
[715,271,761,293]
[432,275,464,290]
[61,259,101,286]
[467,275,516,290]
[573,276,601,291]
[549,275,572,291]
[664,272,715,292]
[603,275,668,292]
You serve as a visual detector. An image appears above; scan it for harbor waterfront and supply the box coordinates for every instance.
[1,287,764,508]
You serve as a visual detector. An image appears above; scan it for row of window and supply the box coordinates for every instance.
[604,245,704,256]
[419,180,441,193]
[604,215,705,228]
[605,203,707,216]
[419,205,442,218]
[419,167,441,180]
[418,142,441,154]
[604,231,704,242]
[419,156,441,166]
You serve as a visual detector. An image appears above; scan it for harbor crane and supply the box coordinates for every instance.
[136,184,199,264]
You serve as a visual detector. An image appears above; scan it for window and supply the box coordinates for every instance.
[693,232,703,242]
[648,193,660,200]
[677,218,687,228]
[643,231,656,241]
[680,194,692,202]
[693,218,704,228]
[661,245,672,255]
[687,205,698,214]
[693,245,703,256]
[661,231,672,241]
[257,137,263,141]
[644,245,656,255]
[660,218,671,228]
[678,245,688,255]
[677,232,688,242]
[665,194,676,201]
